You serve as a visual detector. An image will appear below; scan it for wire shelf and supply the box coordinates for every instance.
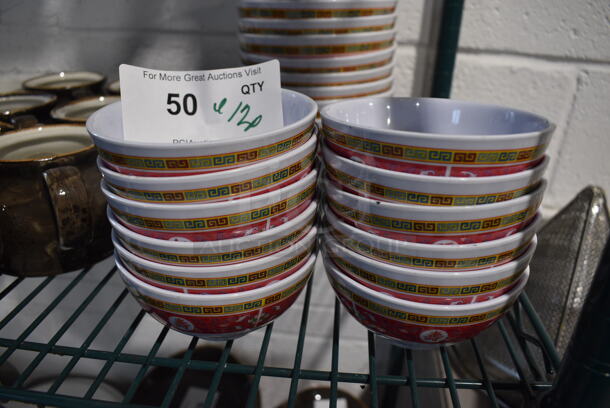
[0,258,560,408]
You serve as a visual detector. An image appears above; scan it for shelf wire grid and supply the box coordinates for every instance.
[0,260,561,408]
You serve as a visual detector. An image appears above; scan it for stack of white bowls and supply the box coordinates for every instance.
[319,97,555,349]
[86,89,320,341]
[238,0,397,109]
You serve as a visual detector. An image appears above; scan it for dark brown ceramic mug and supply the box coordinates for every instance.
[0,124,111,276]
[0,91,57,128]
[0,121,15,134]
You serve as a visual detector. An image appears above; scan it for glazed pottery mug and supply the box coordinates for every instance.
[0,125,111,276]
[0,91,58,128]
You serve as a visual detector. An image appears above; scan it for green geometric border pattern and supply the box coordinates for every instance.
[122,242,314,289]
[112,184,315,231]
[98,124,313,171]
[330,254,524,296]
[323,125,546,164]
[136,273,311,316]
[326,165,538,206]
[109,153,314,203]
[327,196,537,234]
[117,222,313,265]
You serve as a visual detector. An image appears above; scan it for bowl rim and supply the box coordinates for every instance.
[117,251,316,303]
[238,28,396,42]
[99,131,317,186]
[0,92,58,116]
[102,167,317,213]
[239,44,397,64]
[86,89,317,150]
[281,60,395,80]
[324,175,546,216]
[108,199,318,249]
[114,225,318,275]
[289,75,393,93]
[322,143,549,186]
[324,205,541,255]
[326,259,529,315]
[238,12,398,26]
[0,124,94,164]
[321,97,555,141]
[51,95,121,122]
[323,234,537,282]
[239,0,397,8]
[23,71,106,91]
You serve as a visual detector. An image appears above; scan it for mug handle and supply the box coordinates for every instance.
[42,165,92,250]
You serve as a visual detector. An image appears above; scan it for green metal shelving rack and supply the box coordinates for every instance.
[0,1,580,406]
[0,262,562,408]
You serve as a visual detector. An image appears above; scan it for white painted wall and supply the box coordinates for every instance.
[0,0,608,406]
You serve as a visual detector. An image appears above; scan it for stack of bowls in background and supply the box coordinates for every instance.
[86,89,320,340]
[319,97,555,349]
[238,0,397,109]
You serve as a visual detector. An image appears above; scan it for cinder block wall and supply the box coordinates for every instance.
[451,0,610,214]
[0,1,608,406]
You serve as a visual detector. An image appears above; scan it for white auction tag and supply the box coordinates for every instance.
[119,61,283,143]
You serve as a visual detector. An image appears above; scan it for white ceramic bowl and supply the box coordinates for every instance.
[103,169,317,241]
[324,207,540,270]
[117,252,316,340]
[321,97,555,177]
[325,257,528,348]
[87,89,317,176]
[323,234,536,304]
[239,30,395,57]
[115,225,317,294]
[323,144,549,206]
[100,131,317,204]
[325,177,545,244]
[281,62,394,87]
[290,77,393,101]
[239,0,397,19]
[109,200,317,266]
[238,14,397,35]
[51,96,120,124]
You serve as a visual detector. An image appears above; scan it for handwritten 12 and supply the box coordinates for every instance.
[213,97,262,132]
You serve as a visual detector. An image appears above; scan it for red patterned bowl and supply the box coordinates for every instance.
[323,235,536,304]
[321,97,554,177]
[325,259,529,348]
[117,253,316,340]
[323,144,548,206]
[99,131,317,204]
[324,177,544,244]
[115,225,317,294]
[87,89,317,176]
[103,169,317,241]
[324,207,540,271]
[108,200,317,266]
